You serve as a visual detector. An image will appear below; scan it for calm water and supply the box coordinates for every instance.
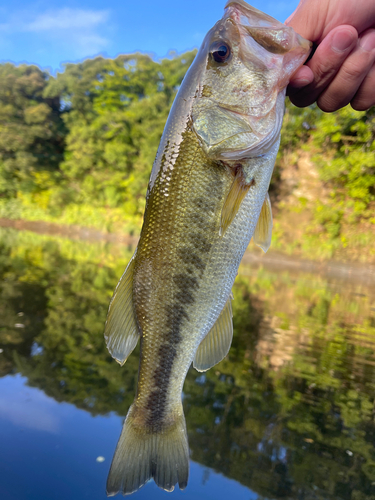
[1,227,375,500]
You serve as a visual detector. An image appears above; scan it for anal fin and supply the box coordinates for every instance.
[104,252,140,366]
[253,192,273,253]
[193,295,233,372]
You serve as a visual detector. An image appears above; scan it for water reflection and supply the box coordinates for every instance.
[1,375,254,500]
[1,227,375,499]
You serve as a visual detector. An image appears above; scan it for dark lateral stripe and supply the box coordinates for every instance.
[145,302,189,427]
[146,343,176,426]
[177,248,206,272]
[142,136,226,428]
[188,233,212,253]
[173,273,199,306]
[145,241,210,426]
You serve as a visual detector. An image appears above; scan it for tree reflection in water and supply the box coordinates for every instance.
[1,226,375,500]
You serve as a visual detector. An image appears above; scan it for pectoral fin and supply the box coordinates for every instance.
[104,253,140,366]
[253,193,273,252]
[193,295,233,372]
[220,170,252,236]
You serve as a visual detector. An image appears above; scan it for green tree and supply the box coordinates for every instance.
[0,64,65,203]
[313,107,375,230]
[45,53,195,229]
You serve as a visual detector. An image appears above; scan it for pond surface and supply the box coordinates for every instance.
[1,227,375,500]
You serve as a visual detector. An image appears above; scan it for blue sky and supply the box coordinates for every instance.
[0,0,300,73]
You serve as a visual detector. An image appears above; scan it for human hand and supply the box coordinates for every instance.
[286,0,375,111]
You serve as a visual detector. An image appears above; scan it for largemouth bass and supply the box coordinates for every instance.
[105,0,311,495]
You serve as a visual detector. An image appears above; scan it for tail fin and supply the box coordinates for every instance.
[106,405,189,496]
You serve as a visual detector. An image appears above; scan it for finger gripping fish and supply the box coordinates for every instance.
[104,1,311,495]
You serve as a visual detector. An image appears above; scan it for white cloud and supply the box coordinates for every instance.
[0,7,111,59]
[0,395,60,433]
[24,8,110,33]
[0,376,60,434]
[71,33,110,54]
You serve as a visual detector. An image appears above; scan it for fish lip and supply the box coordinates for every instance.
[224,0,281,26]
[224,0,312,55]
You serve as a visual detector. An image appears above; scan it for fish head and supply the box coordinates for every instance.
[191,0,311,161]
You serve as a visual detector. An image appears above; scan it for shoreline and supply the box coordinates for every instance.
[1,217,374,287]
[0,217,139,247]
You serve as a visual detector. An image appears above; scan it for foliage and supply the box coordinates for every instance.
[0,63,65,200]
[272,101,375,262]
[279,100,320,152]
[0,54,195,232]
[312,106,375,221]
[57,53,195,225]
[0,56,374,261]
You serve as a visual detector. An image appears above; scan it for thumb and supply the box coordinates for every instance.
[285,0,329,43]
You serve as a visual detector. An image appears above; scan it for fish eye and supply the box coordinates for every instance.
[210,42,231,63]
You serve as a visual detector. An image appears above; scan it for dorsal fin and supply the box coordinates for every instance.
[253,192,272,252]
[193,295,233,372]
[104,253,140,366]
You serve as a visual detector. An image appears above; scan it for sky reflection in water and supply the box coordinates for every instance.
[0,227,375,500]
[0,375,255,500]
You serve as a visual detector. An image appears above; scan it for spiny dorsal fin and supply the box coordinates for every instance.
[220,169,252,236]
[104,253,140,366]
[253,192,273,253]
[193,295,233,372]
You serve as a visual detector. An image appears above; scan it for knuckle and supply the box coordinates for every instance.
[318,84,352,112]
[342,62,367,82]
[341,53,375,83]
[313,61,336,82]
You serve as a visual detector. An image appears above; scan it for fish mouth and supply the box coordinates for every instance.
[224,0,311,58]
[223,0,311,89]
[225,0,283,27]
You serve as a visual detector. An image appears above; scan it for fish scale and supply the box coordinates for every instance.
[133,128,231,424]
[104,1,311,496]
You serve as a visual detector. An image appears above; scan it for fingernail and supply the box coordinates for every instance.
[360,30,375,52]
[289,77,311,87]
[331,29,355,53]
